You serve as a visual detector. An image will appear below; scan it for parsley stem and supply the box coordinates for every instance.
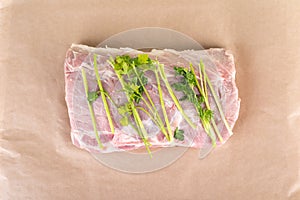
[211,120,223,143]
[200,60,233,136]
[136,106,159,126]
[198,63,205,93]
[157,62,197,129]
[131,103,148,139]
[93,54,115,134]
[132,104,152,157]
[140,97,155,116]
[200,62,208,98]
[142,138,152,157]
[155,71,173,141]
[207,126,217,147]
[81,68,103,149]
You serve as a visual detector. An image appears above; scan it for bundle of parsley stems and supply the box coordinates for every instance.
[81,53,232,156]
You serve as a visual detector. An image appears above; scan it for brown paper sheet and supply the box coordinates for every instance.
[1,1,300,199]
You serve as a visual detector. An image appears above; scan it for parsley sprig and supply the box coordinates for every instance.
[172,65,218,145]
[192,62,223,142]
[199,61,233,137]
[81,68,104,149]
[93,54,115,134]
[157,62,197,129]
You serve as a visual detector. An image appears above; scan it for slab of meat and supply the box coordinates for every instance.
[64,44,240,153]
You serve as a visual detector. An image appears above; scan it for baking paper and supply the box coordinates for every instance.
[1,0,300,199]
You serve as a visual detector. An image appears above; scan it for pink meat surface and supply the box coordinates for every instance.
[64,44,240,153]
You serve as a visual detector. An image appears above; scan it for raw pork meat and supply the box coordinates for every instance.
[64,44,240,153]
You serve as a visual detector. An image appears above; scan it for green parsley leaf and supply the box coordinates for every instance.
[174,66,188,76]
[174,127,184,141]
[137,54,149,65]
[202,109,213,122]
[120,116,129,126]
[87,91,99,103]
[118,105,127,115]
[118,103,132,115]
[174,66,195,85]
